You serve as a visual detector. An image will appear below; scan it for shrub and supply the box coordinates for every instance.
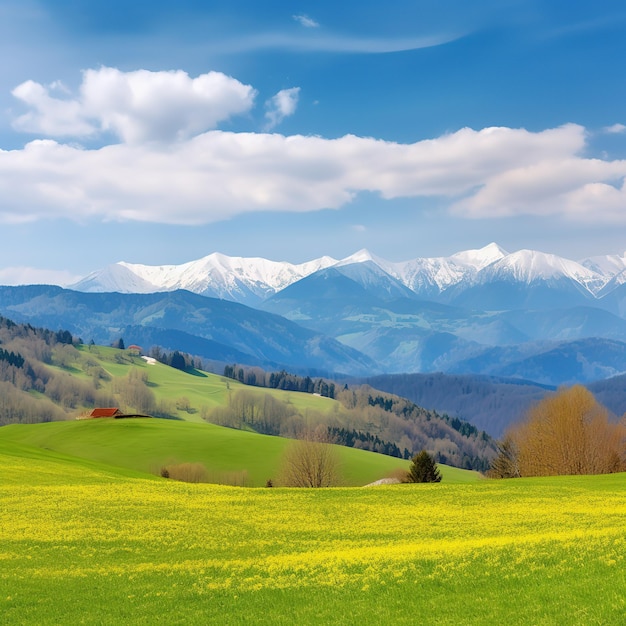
[160,462,208,483]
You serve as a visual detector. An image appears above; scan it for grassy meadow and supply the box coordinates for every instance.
[2,437,626,625]
[74,344,339,424]
[0,418,478,486]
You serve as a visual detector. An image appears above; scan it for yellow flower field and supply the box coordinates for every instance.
[1,443,626,624]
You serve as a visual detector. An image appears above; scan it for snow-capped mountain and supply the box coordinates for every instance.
[73,263,159,294]
[73,253,338,305]
[388,242,508,296]
[581,252,626,277]
[70,243,626,306]
[476,250,603,291]
[441,249,604,310]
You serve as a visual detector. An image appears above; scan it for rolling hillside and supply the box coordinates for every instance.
[0,420,480,487]
[0,316,496,469]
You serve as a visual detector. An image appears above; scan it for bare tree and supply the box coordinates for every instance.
[487,435,521,478]
[279,429,341,487]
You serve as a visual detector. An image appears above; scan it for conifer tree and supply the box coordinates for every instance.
[407,450,442,483]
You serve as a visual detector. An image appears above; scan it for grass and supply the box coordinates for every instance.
[0,419,480,486]
[74,344,341,423]
[1,439,625,625]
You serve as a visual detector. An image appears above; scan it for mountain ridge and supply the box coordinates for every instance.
[69,243,626,306]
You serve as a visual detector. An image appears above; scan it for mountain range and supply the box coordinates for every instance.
[3,243,626,393]
[72,243,626,307]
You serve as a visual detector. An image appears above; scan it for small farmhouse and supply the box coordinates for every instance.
[81,408,153,420]
[89,408,124,418]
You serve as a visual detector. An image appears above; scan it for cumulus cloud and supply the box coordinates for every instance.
[264,87,300,130]
[293,14,319,28]
[11,68,257,143]
[4,69,626,227]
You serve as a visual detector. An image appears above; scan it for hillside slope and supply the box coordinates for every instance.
[0,420,481,486]
[0,285,378,375]
[0,316,495,469]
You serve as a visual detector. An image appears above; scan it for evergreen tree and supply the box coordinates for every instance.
[170,351,186,371]
[113,337,125,350]
[407,450,442,483]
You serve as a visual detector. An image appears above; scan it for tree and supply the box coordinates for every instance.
[279,429,341,487]
[487,435,520,478]
[170,351,186,371]
[112,337,125,350]
[406,450,442,483]
[505,385,625,477]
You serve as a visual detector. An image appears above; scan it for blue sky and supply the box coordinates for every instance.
[1,0,626,284]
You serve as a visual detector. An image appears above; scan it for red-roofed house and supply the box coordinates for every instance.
[89,408,123,418]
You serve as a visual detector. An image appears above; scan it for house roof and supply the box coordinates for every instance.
[90,408,122,418]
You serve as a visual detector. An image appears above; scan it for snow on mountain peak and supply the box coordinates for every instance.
[336,249,377,266]
[70,244,618,303]
[480,249,601,287]
[580,252,626,278]
[450,242,508,270]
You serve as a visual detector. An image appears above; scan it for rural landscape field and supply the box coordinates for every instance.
[1,314,626,623]
[3,2,626,625]
[2,437,626,624]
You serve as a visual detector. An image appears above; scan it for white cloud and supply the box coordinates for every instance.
[12,80,94,137]
[293,14,319,28]
[11,68,257,143]
[4,74,626,228]
[604,123,626,134]
[212,32,462,55]
[0,266,80,286]
[265,87,300,130]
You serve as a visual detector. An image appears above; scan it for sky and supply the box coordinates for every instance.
[2,0,626,285]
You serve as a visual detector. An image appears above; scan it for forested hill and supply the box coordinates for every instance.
[0,316,496,471]
[0,316,115,424]
[352,372,555,438]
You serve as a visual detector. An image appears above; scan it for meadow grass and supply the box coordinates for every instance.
[1,439,625,625]
[0,419,478,486]
[74,344,341,423]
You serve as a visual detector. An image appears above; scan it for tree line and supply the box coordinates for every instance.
[0,318,185,424]
[223,365,336,398]
[0,317,117,425]
[203,380,496,471]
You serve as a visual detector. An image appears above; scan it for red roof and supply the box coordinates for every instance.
[90,408,122,418]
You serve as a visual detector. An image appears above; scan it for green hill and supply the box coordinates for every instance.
[0,318,495,468]
[55,344,350,423]
[0,317,497,471]
[0,419,480,486]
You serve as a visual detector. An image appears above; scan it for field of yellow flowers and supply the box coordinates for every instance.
[2,440,626,625]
